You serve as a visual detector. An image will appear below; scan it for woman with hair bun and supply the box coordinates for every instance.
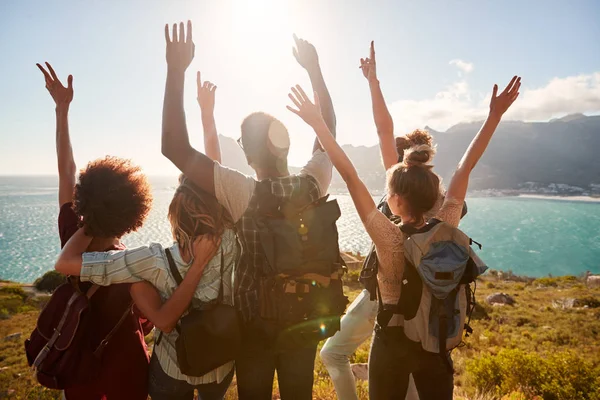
[287,47,520,397]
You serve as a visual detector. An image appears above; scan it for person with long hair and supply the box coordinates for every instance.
[53,62,240,399]
[287,74,520,399]
[37,62,153,399]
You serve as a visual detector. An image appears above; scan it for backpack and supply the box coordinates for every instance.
[24,277,132,389]
[360,198,469,300]
[376,219,487,369]
[158,248,241,377]
[253,180,349,347]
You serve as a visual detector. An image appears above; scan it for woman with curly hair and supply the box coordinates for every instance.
[36,62,155,399]
[54,68,240,400]
[287,51,520,398]
[39,62,218,399]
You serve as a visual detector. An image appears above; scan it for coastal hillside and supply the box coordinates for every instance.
[212,114,600,194]
[1,267,599,399]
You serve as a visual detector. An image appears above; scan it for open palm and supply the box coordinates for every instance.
[165,21,195,72]
[286,84,323,127]
[36,62,73,107]
[490,76,521,117]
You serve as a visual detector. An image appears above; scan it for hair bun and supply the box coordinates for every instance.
[405,129,434,147]
[403,144,436,168]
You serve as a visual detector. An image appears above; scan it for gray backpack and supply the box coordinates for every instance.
[377,219,487,367]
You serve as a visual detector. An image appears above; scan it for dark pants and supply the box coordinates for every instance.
[368,327,454,400]
[148,354,234,400]
[235,330,318,400]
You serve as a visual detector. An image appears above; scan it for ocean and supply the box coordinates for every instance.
[1,176,599,283]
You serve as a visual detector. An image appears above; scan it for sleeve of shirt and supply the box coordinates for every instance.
[299,150,333,196]
[58,202,79,248]
[213,162,256,223]
[80,245,162,286]
[363,208,404,256]
[435,197,464,228]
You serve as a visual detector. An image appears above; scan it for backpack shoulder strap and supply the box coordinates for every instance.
[400,218,442,236]
[216,250,225,303]
[93,301,133,358]
[165,248,183,286]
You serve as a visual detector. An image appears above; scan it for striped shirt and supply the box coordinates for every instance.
[79,229,240,385]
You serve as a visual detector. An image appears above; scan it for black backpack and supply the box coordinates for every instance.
[253,180,349,348]
[159,249,241,377]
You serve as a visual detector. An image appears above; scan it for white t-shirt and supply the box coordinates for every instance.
[213,150,333,222]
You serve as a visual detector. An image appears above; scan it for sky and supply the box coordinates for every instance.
[0,0,599,175]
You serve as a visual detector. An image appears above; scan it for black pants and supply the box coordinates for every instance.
[368,326,454,400]
[148,353,234,400]
[235,328,318,400]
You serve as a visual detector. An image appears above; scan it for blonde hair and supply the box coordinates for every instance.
[168,175,233,254]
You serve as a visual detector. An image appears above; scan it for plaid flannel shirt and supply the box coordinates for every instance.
[234,174,321,322]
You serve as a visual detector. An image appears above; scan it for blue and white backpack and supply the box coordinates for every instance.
[376,219,487,367]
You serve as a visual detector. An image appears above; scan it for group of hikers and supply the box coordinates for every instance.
[25,20,520,400]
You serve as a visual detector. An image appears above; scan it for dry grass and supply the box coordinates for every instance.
[1,272,599,399]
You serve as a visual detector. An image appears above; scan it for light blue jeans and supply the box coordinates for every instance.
[320,289,419,400]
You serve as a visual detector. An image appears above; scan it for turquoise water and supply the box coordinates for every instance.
[1,176,599,282]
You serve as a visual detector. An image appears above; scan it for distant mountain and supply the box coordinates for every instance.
[332,114,600,193]
[219,114,600,193]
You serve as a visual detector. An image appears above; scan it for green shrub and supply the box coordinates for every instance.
[577,296,600,309]
[466,349,600,399]
[0,285,27,299]
[342,269,361,287]
[534,275,579,288]
[34,270,67,293]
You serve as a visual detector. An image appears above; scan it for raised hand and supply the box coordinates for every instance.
[196,72,217,113]
[191,235,222,271]
[489,76,521,117]
[165,21,195,72]
[287,84,324,128]
[36,62,73,109]
[360,41,377,83]
[293,34,319,71]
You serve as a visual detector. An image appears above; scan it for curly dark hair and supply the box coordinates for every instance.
[73,156,152,238]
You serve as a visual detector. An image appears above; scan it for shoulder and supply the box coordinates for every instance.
[299,150,333,196]
[435,197,464,228]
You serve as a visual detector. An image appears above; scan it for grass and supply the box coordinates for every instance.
[1,268,599,399]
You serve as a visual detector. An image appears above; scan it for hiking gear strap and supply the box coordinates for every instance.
[31,292,79,370]
[93,301,133,358]
[158,247,225,346]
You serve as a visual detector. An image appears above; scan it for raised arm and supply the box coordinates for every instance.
[196,72,221,163]
[287,85,376,222]
[446,76,521,203]
[293,34,337,152]
[360,42,397,170]
[37,63,76,207]
[130,236,220,333]
[161,21,215,196]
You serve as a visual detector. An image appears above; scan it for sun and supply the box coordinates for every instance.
[230,0,294,55]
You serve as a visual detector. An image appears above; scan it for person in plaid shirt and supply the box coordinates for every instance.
[160,21,337,400]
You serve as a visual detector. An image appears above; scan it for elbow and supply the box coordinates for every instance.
[54,259,72,275]
[155,321,175,334]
